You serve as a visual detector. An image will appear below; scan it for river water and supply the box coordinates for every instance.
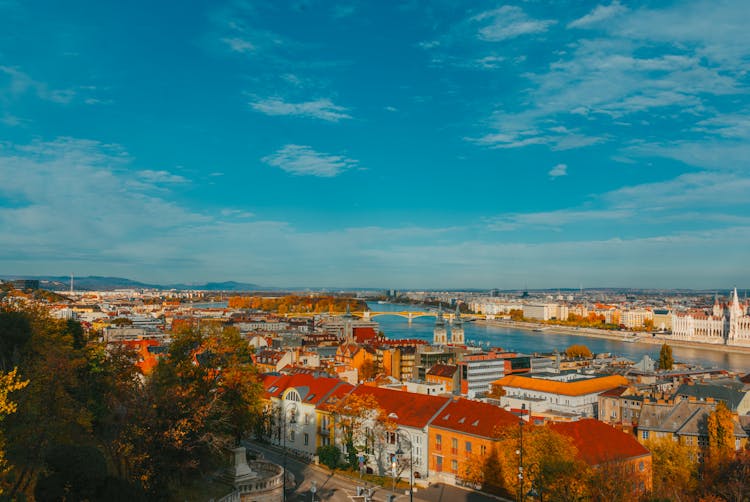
[366,302,750,373]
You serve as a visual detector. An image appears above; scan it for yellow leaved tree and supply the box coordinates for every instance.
[0,368,29,495]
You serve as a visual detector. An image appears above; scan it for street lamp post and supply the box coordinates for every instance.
[517,419,525,502]
[395,431,414,502]
[281,404,297,502]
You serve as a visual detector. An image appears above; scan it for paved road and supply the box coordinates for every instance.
[243,441,511,502]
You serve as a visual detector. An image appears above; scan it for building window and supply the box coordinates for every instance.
[435,434,442,451]
[638,461,644,472]
[290,431,295,442]
[642,430,649,440]
[304,433,309,446]
[451,438,458,454]
[451,460,458,473]
[436,456,443,472]
[466,441,472,453]
[480,444,487,455]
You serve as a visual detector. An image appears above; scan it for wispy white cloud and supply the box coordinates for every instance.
[137,170,189,185]
[250,97,352,122]
[472,6,556,42]
[221,36,256,53]
[485,209,632,232]
[568,2,628,29]
[0,65,75,104]
[548,163,567,178]
[2,137,749,288]
[262,144,358,177]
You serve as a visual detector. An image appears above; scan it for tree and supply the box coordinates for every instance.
[3,307,93,498]
[0,368,28,495]
[135,325,263,494]
[332,392,393,472]
[358,359,378,381]
[707,401,735,464]
[710,448,750,502]
[645,436,698,501]
[462,424,590,501]
[317,444,342,470]
[658,343,674,370]
[565,344,592,359]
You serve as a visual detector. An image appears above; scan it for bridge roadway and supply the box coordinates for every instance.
[283,311,492,322]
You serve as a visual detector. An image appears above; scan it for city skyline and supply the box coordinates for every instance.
[1,0,749,289]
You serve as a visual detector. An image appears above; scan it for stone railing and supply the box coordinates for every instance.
[215,460,284,502]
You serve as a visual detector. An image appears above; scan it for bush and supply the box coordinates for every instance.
[317,445,342,470]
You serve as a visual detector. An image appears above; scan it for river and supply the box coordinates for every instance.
[366,302,750,372]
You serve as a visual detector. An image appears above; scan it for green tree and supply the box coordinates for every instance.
[3,307,93,498]
[317,445,342,470]
[658,343,674,370]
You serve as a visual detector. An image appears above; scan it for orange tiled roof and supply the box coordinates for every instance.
[492,374,628,397]
[430,399,519,439]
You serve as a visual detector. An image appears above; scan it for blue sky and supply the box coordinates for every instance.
[1,0,749,289]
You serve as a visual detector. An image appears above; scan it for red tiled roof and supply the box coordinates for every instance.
[350,386,451,428]
[550,419,650,466]
[317,381,355,411]
[427,364,458,378]
[599,386,629,398]
[261,373,347,404]
[430,399,519,439]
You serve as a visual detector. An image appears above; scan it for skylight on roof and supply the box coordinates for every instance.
[472,420,479,426]
[458,417,465,424]
[443,414,450,420]
[269,386,278,392]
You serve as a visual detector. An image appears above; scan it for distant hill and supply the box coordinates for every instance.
[0,275,263,292]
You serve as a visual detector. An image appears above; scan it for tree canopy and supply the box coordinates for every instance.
[658,343,674,370]
[0,305,264,499]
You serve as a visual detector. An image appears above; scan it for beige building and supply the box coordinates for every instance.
[621,309,654,329]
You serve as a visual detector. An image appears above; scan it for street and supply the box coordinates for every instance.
[243,441,511,502]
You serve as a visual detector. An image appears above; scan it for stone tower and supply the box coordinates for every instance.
[433,305,447,345]
[450,305,464,345]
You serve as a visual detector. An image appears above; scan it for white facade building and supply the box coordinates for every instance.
[671,289,750,346]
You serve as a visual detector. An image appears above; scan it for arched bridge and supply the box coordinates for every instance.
[283,311,490,322]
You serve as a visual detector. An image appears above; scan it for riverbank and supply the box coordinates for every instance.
[480,319,750,356]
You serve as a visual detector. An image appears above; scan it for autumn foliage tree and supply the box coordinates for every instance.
[332,392,395,472]
[565,344,593,359]
[131,325,263,494]
[0,368,28,495]
[462,424,590,500]
[645,436,698,501]
[228,295,367,313]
